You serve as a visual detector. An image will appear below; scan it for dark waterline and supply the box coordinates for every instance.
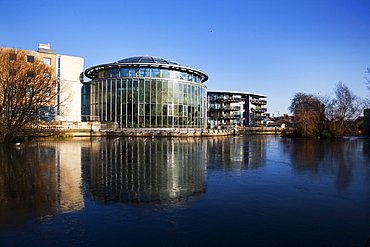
[1,136,370,246]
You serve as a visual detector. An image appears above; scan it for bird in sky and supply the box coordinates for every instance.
[209,29,215,32]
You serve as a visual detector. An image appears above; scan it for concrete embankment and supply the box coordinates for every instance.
[1,122,286,141]
[51,127,284,137]
[238,127,285,135]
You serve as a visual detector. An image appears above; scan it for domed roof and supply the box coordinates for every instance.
[117,56,179,65]
[85,56,208,82]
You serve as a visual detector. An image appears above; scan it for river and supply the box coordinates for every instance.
[1,136,370,246]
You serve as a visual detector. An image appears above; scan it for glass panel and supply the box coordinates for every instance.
[138,79,144,103]
[162,80,168,103]
[129,68,135,77]
[151,116,156,127]
[179,72,186,80]
[168,104,174,116]
[145,116,150,128]
[134,68,140,77]
[163,104,168,116]
[122,104,126,115]
[161,69,170,78]
[139,67,150,77]
[139,57,153,63]
[152,68,160,77]
[167,80,173,104]
[145,103,150,116]
[112,69,119,77]
[127,79,132,102]
[120,68,129,77]
[168,117,173,127]
[139,104,145,116]
[150,104,156,116]
[139,116,145,127]
[121,79,126,102]
[157,80,162,103]
[157,116,163,127]
[183,105,188,117]
[145,79,151,103]
[150,80,156,103]
[132,79,138,103]
[174,104,179,116]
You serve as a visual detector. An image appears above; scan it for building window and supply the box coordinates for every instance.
[9,53,16,61]
[43,72,51,79]
[43,87,51,96]
[168,104,174,116]
[139,103,145,116]
[9,69,16,76]
[26,71,35,77]
[44,58,51,65]
[183,105,188,117]
[27,55,34,63]
[26,86,34,96]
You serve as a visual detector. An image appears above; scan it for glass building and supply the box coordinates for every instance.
[84,56,208,129]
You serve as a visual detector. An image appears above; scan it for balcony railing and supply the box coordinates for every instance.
[209,97,242,102]
[250,99,267,105]
[251,108,267,113]
[255,115,267,120]
[209,107,241,111]
[220,115,240,119]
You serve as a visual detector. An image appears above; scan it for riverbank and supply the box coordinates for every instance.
[0,122,286,142]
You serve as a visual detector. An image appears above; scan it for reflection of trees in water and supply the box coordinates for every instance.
[206,136,267,171]
[282,138,369,190]
[0,140,86,228]
[0,142,57,226]
[84,138,207,204]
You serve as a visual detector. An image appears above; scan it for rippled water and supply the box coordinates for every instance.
[1,136,370,246]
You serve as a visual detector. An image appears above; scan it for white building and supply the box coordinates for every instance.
[1,44,84,121]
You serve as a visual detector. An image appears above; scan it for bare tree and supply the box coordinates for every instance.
[289,83,365,138]
[331,81,363,129]
[0,49,57,140]
[289,92,325,137]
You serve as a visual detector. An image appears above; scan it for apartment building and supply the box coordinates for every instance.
[207,90,268,128]
[0,44,83,121]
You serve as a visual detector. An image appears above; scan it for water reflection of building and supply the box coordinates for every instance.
[84,138,207,204]
[0,140,86,226]
[206,136,267,170]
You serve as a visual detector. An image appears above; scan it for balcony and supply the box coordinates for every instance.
[251,108,267,113]
[209,106,241,111]
[255,115,267,120]
[209,97,242,102]
[220,115,239,119]
[250,99,267,105]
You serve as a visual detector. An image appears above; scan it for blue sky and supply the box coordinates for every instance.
[1,0,370,116]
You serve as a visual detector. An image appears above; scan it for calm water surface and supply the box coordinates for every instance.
[1,135,370,246]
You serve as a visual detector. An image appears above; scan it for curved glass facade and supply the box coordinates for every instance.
[95,67,203,83]
[86,56,208,129]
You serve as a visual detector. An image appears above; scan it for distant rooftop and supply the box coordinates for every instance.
[207,90,267,98]
[37,43,56,54]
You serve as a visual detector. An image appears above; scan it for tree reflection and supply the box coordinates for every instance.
[83,137,207,204]
[0,143,57,227]
[0,140,85,228]
[282,138,369,190]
